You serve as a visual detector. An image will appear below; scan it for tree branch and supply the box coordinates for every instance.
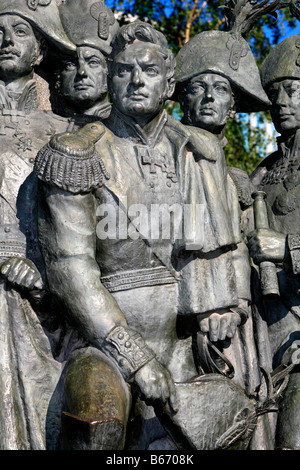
[185,0,206,43]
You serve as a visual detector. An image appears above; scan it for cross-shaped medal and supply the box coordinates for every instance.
[139,147,166,174]
[0,103,26,135]
[141,149,157,173]
[2,104,26,123]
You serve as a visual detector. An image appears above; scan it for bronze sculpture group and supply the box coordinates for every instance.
[0,0,299,451]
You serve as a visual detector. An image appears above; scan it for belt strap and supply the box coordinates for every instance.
[101,266,177,293]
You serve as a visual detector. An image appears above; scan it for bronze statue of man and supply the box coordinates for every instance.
[175,31,270,138]
[34,21,258,451]
[0,0,78,450]
[174,31,282,450]
[49,0,119,119]
[249,35,300,450]
[173,31,271,403]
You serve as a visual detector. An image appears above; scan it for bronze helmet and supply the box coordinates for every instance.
[59,0,119,56]
[175,30,270,112]
[0,0,75,53]
[260,34,300,90]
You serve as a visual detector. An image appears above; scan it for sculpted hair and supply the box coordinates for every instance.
[108,21,175,80]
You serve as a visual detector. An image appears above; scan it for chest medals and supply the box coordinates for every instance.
[260,149,300,215]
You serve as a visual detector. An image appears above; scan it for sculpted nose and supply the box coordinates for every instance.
[1,29,14,47]
[77,62,88,78]
[205,85,214,101]
[276,88,289,106]
[132,67,144,86]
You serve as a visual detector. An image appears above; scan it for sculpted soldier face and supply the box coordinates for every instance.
[0,14,43,84]
[59,46,108,110]
[110,42,170,122]
[181,73,234,133]
[268,79,300,135]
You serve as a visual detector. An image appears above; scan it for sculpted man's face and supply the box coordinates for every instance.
[182,73,234,133]
[59,46,108,109]
[110,42,169,121]
[268,79,300,135]
[0,14,42,82]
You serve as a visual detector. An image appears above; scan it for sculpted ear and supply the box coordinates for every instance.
[38,43,48,65]
[34,37,48,67]
[166,77,176,99]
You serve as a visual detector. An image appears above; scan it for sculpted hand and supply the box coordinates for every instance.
[247,228,287,264]
[0,257,43,290]
[134,358,178,412]
[198,311,241,342]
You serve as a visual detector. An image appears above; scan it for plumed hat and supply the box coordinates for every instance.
[175,30,270,113]
[59,0,119,56]
[0,0,75,53]
[260,34,300,90]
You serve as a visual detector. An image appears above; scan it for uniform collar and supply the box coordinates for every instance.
[277,128,300,158]
[107,107,168,148]
[0,79,38,113]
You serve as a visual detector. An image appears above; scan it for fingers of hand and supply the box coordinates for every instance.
[0,258,39,289]
[136,361,176,410]
[199,312,240,342]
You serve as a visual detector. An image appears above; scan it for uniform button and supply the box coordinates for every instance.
[150,182,155,188]
[4,226,10,233]
[29,158,34,163]
[125,341,131,348]
[166,180,171,187]
[118,333,124,340]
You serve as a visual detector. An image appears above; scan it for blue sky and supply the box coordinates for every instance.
[107,0,300,42]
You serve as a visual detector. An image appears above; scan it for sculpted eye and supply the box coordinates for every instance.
[215,85,229,95]
[268,90,277,100]
[145,66,158,76]
[117,65,130,76]
[64,62,77,71]
[190,84,204,94]
[287,88,299,97]
[88,58,102,68]
[15,28,28,37]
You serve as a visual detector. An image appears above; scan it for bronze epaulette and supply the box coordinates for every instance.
[34,122,109,194]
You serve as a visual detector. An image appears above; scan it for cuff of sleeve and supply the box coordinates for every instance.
[287,234,300,275]
[230,299,250,325]
[103,326,156,382]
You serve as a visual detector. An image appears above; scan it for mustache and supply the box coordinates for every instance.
[0,47,21,57]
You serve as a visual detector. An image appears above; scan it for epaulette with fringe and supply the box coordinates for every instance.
[228,166,254,209]
[34,130,109,194]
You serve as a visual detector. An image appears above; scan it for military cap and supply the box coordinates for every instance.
[260,34,300,90]
[175,30,270,112]
[59,0,119,56]
[0,0,75,53]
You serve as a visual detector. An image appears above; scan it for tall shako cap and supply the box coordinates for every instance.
[0,0,76,53]
[59,0,119,56]
[175,30,270,113]
[260,34,300,90]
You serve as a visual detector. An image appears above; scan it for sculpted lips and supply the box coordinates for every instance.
[74,83,93,90]
[0,48,21,59]
[128,92,148,99]
[277,111,293,121]
[199,106,217,115]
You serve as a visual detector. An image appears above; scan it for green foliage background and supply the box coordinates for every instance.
[107,0,298,173]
